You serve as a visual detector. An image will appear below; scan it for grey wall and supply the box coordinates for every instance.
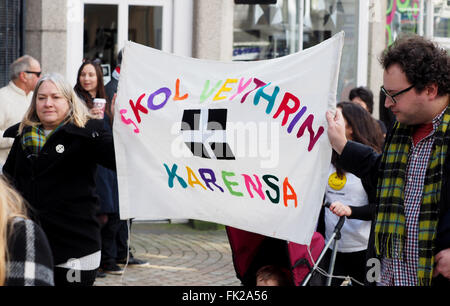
[192,0,233,61]
[24,0,67,75]
[368,0,387,119]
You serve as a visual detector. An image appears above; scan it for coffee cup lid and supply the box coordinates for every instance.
[93,98,106,103]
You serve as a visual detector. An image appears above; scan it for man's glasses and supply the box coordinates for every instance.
[25,71,42,77]
[381,84,415,104]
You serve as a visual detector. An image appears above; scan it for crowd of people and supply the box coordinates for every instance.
[0,50,147,286]
[0,34,449,287]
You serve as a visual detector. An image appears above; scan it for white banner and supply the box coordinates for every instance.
[113,32,344,245]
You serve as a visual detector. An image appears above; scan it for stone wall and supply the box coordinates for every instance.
[24,0,66,75]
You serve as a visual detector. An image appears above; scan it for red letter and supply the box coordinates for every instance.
[273,92,300,126]
[129,93,148,123]
[296,114,325,152]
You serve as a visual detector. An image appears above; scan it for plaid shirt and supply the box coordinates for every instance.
[379,112,444,286]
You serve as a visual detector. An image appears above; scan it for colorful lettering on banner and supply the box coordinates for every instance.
[163,163,299,207]
[200,80,223,103]
[214,79,237,101]
[120,76,324,152]
[115,33,344,245]
[119,109,139,133]
[174,78,189,101]
[129,93,147,123]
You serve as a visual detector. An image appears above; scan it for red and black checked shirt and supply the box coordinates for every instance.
[379,111,444,286]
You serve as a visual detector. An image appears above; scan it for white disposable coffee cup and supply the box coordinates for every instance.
[93,98,106,118]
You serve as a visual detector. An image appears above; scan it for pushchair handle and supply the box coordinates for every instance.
[323,202,345,234]
[334,215,345,234]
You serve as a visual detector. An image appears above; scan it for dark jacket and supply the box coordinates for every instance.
[2,120,115,265]
[105,77,118,102]
[96,113,119,214]
[338,140,450,286]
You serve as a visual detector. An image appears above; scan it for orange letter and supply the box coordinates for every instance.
[186,166,206,190]
[283,177,297,207]
[174,78,188,101]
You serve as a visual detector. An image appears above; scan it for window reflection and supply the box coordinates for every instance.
[433,0,450,38]
[233,1,359,100]
[385,0,421,46]
[129,6,163,50]
[303,0,358,100]
[233,1,300,60]
[84,4,118,66]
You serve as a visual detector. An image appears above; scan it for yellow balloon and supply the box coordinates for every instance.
[328,172,346,190]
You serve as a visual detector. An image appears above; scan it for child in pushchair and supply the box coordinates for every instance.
[226,226,327,286]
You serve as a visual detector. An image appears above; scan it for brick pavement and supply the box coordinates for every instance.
[94,222,242,286]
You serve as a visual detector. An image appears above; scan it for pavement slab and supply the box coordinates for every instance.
[94,222,242,286]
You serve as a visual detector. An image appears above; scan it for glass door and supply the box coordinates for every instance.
[67,0,173,85]
[83,3,118,82]
[128,5,163,49]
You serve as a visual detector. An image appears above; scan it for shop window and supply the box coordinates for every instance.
[233,0,360,100]
[303,0,359,100]
[233,1,300,60]
[385,0,421,46]
[433,0,450,51]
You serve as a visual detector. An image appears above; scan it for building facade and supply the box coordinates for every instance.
[0,0,449,116]
[0,0,24,86]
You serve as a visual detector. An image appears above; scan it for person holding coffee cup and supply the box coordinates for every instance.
[74,60,111,120]
[93,98,107,119]
[74,60,123,276]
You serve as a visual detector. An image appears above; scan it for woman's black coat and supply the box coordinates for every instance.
[2,119,115,265]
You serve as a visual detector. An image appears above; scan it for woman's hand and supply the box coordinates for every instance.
[326,108,348,154]
[329,201,352,217]
[89,107,104,119]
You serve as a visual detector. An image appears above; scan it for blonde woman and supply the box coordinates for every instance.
[2,73,116,286]
[0,176,53,286]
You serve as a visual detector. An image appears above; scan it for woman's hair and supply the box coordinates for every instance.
[73,61,112,120]
[19,73,93,134]
[0,176,28,286]
[332,101,384,177]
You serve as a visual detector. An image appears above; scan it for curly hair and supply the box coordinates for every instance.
[380,34,450,96]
